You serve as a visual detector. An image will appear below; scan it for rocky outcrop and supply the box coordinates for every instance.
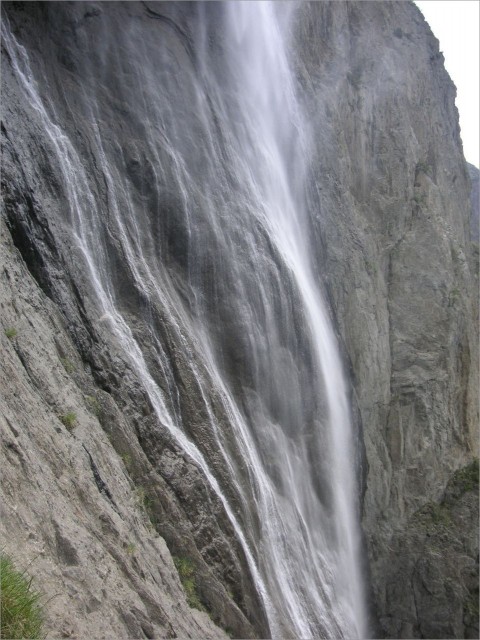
[0,217,229,639]
[1,1,478,638]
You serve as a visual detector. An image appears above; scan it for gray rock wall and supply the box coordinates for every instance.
[0,217,229,639]
[1,3,266,637]
[293,1,479,635]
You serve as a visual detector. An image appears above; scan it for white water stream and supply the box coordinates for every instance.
[3,3,367,637]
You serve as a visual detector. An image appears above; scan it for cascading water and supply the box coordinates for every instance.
[2,2,367,637]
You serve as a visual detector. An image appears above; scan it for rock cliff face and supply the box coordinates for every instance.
[1,2,478,639]
[468,164,479,242]
[0,217,229,639]
[291,2,479,635]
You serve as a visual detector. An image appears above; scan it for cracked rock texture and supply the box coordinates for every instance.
[1,1,478,638]
[0,217,229,639]
[292,2,479,635]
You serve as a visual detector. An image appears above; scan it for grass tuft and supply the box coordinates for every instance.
[0,553,44,639]
[4,327,17,340]
[173,556,204,610]
[120,452,132,468]
[85,395,101,417]
[59,412,77,430]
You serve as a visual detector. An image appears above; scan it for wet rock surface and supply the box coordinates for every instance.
[0,217,229,639]
[1,1,478,638]
[1,2,267,637]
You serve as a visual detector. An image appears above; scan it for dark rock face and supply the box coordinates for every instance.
[380,460,479,639]
[1,1,478,638]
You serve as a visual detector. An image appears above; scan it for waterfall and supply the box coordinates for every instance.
[2,2,367,637]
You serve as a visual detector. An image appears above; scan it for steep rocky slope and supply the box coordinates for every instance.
[1,3,269,638]
[1,2,478,638]
[0,218,229,639]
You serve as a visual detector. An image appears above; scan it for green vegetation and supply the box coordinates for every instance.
[59,357,75,374]
[59,411,77,430]
[85,395,101,417]
[132,485,160,536]
[413,501,452,530]
[448,288,461,307]
[412,192,427,206]
[126,543,136,555]
[427,502,452,527]
[364,258,378,277]
[451,245,462,262]
[173,556,203,610]
[4,327,17,340]
[0,553,44,639]
[134,486,155,523]
[449,459,479,495]
[413,460,479,531]
[415,160,431,176]
[134,486,147,508]
[120,452,132,468]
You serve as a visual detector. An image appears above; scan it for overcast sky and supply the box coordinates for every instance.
[414,1,479,167]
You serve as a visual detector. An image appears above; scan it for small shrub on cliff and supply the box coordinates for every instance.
[4,327,17,340]
[413,501,452,530]
[464,587,479,623]
[173,556,203,610]
[413,460,479,531]
[0,553,44,639]
[412,192,427,206]
[448,288,461,307]
[59,411,77,430]
[120,452,132,468]
[448,459,479,495]
[415,160,431,176]
[134,486,156,527]
[85,395,101,417]
[134,486,147,508]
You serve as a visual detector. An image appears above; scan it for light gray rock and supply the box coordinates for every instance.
[0,217,229,639]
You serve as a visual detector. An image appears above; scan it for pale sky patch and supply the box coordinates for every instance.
[415,1,479,167]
